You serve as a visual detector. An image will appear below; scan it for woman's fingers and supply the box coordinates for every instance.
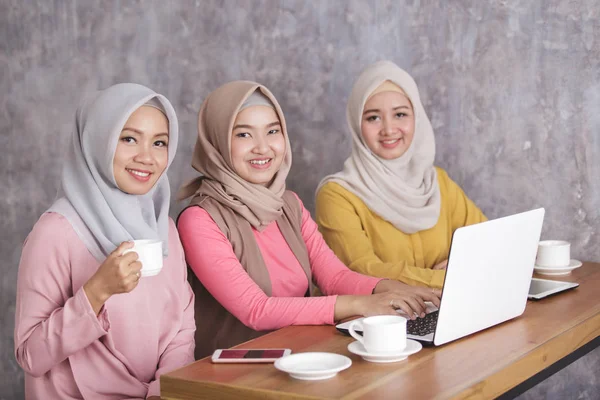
[112,241,134,257]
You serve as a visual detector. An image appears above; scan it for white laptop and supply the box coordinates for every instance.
[337,208,545,346]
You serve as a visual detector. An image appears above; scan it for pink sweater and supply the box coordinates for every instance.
[14,213,195,399]
[178,194,382,331]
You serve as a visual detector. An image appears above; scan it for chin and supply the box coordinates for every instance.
[118,180,157,195]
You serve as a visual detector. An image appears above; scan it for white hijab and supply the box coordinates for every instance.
[48,83,179,261]
[317,61,441,234]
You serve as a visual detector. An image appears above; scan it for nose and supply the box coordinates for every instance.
[252,135,270,154]
[133,144,153,164]
[382,118,395,136]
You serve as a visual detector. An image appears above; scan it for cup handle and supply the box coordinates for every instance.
[348,320,365,345]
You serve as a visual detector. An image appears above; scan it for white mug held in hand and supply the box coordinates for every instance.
[536,240,570,267]
[122,239,164,277]
[348,315,407,354]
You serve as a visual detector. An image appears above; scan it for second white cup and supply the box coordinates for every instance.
[536,240,570,268]
[123,239,164,277]
[348,315,407,354]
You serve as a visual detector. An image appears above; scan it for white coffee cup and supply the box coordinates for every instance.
[536,240,570,268]
[348,315,407,354]
[123,239,164,277]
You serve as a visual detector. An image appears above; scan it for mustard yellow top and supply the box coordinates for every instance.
[315,167,487,289]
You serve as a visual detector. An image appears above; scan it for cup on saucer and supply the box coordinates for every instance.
[534,240,582,276]
[536,240,570,268]
[122,239,163,277]
[348,315,407,354]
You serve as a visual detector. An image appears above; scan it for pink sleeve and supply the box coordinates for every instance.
[147,223,196,398]
[177,207,338,330]
[14,213,109,378]
[294,194,383,295]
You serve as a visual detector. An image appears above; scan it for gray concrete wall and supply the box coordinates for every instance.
[1,1,598,398]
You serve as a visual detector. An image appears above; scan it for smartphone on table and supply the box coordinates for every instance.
[211,348,292,363]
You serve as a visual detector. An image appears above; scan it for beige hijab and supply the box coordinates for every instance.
[317,60,441,234]
[179,81,313,358]
[179,81,291,230]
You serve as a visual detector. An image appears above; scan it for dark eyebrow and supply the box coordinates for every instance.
[233,121,281,130]
[363,105,411,115]
[122,127,168,136]
[363,108,379,115]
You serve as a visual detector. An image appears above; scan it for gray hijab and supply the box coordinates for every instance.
[48,83,179,261]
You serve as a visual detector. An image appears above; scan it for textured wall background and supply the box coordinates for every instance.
[1,0,599,398]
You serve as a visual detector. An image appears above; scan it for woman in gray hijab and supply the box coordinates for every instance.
[14,83,195,400]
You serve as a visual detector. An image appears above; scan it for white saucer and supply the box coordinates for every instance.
[347,339,422,363]
[534,260,582,276]
[274,352,352,380]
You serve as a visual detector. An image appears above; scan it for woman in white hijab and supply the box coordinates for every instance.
[316,61,486,289]
[14,83,194,400]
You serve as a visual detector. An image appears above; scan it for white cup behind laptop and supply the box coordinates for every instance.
[123,239,163,277]
[536,240,570,268]
[348,315,407,353]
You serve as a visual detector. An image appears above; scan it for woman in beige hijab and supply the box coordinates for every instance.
[316,61,486,289]
[178,80,441,358]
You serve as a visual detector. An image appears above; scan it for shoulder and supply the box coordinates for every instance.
[316,181,367,213]
[26,212,81,247]
[434,167,455,192]
[177,205,224,241]
[283,190,302,207]
[21,212,84,267]
[317,181,352,198]
[178,206,215,226]
[434,166,450,182]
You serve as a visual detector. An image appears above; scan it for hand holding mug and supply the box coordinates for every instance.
[83,241,142,314]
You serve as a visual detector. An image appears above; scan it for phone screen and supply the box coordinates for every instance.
[218,349,286,359]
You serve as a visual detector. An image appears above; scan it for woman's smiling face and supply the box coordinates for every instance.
[113,105,170,195]
[230,105,286,186]
[360,90,415,160]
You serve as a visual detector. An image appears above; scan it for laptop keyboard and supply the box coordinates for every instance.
[407,310,439,336]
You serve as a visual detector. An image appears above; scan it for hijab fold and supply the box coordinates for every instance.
[317,61,441,234]
[179,81,291,231]
[179,81,314,358]
[48,83,179,261]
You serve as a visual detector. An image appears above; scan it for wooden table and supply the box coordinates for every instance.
[161,263,600,400]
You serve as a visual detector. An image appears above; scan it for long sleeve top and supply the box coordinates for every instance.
[316,167,487,289]
[14,213,195,399]
[177,193,382,331]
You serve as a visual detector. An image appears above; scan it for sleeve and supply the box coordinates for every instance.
[147,224,196,398]
[316,183,444,288]
[441,170,488,231]
[14,213,110,378]
[292,193,382,295]
[177,207,339,330]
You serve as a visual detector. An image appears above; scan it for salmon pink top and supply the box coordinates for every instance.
[178,194,382,330]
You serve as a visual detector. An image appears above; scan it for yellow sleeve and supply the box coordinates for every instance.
[439,169,487,231]
[316,183,445,288]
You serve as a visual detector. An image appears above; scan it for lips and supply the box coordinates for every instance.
[380,137,404,149]
[126,168,152,182]
[248,158,273,170]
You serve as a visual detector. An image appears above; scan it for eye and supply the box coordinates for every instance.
[235,132,251,138]
[396,112,408,118]
[268,129,280,135]
[121,136,136,144]
[366,115,380,122]
[154,140,168,148]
